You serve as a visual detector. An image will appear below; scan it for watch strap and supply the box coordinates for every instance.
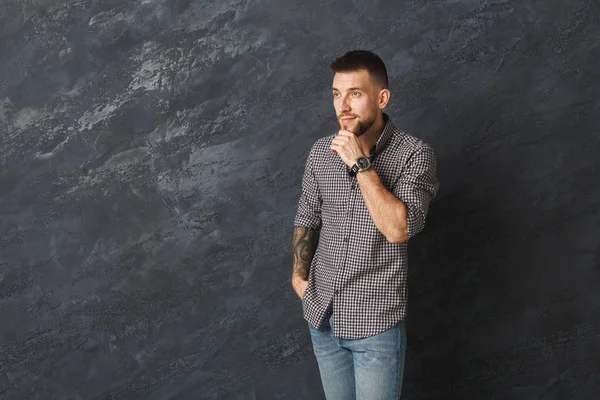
[348,146,377,177]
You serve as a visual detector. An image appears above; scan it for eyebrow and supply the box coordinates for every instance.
[332,87,364,92]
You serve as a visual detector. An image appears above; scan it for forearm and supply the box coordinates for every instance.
[291,226,320,280]
[356,168,408,243]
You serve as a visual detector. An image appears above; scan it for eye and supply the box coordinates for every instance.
[352,91,360,96]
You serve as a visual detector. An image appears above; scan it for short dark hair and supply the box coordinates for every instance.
[330,50,389,89]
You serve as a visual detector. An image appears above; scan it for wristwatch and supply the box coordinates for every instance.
[350,155,372,175]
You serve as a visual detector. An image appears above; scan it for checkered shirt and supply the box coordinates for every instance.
[294,113,440,339]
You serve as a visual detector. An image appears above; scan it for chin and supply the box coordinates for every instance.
[339,120,359,133]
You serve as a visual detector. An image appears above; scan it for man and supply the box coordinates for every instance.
[290,50,440,399]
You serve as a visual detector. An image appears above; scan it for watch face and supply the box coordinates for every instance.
[357,157,370,169]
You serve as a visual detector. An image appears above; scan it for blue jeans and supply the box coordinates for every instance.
[308,314,407,400]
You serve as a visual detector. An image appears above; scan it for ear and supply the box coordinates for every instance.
[378,89,391,109]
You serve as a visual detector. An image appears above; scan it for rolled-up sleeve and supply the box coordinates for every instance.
[294,145,322,229]
[392,144,439,241]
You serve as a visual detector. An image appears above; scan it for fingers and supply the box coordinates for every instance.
[331,137,349,153]
[331,137,346,146]
[338,129,356,137]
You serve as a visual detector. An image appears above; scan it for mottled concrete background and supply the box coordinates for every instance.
[0,0,598,399]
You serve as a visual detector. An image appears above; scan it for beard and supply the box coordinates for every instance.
[337,111,377,136]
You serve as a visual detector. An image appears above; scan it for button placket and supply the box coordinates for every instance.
[343,183,354,244]
[333,179,355,302]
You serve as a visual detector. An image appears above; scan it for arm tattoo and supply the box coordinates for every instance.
[291,226,320,280]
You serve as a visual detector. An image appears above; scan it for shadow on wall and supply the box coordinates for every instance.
[402,96,544,397]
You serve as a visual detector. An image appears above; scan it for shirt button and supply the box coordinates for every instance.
[343,237,349,243]
[334,290,339,294]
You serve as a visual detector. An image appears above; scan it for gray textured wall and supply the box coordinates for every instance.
[1,0,599,399]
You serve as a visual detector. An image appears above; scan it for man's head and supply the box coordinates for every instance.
[330,50,390,136]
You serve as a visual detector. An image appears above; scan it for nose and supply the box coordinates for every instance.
[338,94,351,114]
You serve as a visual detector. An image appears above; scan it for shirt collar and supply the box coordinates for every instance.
[368,112,396,159]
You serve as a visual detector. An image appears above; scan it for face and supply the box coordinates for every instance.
[332,69,382,136]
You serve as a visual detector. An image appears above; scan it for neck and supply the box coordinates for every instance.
[359,112,385,155]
